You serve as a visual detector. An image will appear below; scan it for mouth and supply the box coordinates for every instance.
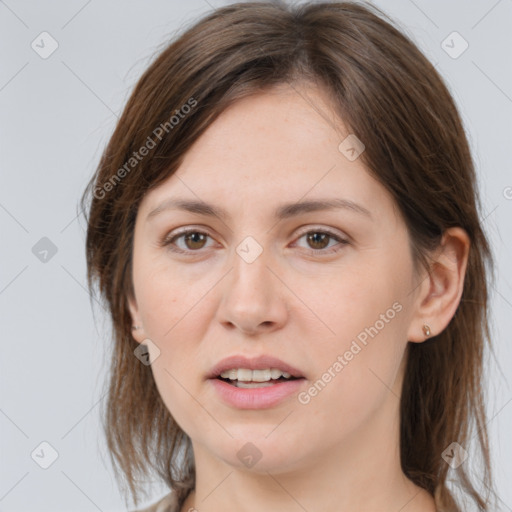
[207,354,306,408]
[215,368,303,388]
[207,354,305,383]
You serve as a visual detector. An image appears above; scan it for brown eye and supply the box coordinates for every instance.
[182,232,208,250]
[306,232,331,250]
[162,229,213,253]
[295,229,349,255]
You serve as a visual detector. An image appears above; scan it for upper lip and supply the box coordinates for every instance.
[207,354,305,379]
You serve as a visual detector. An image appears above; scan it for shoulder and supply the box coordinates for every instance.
[130,492,180,512]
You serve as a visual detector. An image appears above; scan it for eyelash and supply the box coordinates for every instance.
[160,227,349,256]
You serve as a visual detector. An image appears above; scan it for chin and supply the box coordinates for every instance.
[207,432,307,474]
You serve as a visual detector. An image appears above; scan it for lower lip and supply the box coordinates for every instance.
[209,378,305,409]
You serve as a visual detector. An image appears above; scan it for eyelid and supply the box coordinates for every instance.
[294,224,349,241]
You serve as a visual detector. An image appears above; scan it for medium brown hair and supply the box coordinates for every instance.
[81,2,495,510]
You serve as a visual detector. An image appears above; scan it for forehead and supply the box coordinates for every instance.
[138,84,394,223]
[185,84,344,167]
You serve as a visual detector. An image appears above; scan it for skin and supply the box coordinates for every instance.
[129,82,470,512]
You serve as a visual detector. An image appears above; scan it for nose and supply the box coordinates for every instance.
[216,245,289,336]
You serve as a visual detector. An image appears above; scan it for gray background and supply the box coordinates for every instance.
[1,0,511,510]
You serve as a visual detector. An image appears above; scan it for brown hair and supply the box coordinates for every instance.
[81,2,495,510]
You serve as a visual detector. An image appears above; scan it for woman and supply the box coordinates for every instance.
[81,2,495,511]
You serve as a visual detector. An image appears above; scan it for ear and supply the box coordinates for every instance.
[407,227,470,342]
[128,294,147,344]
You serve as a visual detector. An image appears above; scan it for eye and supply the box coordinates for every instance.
[161,229,214,253]
[294,228,349,255]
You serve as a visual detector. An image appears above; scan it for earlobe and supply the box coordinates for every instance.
[131,324,145,343]
[128,295,146,343]
[407,227,470,343]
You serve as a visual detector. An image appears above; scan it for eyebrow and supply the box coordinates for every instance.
[146,197,372,222]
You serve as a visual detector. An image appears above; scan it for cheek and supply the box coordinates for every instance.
[297,315,407,444]
[307,261,401,346]
[150,361,214,442]
[132,256,213,414]
[133,253,210,340]
[301,265,409,419]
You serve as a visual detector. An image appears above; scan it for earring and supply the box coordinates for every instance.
[422,324,431,337]
[132,325,141,331]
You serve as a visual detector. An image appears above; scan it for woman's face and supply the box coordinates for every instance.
[129,83,423,474]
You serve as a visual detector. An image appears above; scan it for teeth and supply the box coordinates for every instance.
[252,369,271,382]
[219,368,293,382]
[271,368,282,379]
[237,368,253,381]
